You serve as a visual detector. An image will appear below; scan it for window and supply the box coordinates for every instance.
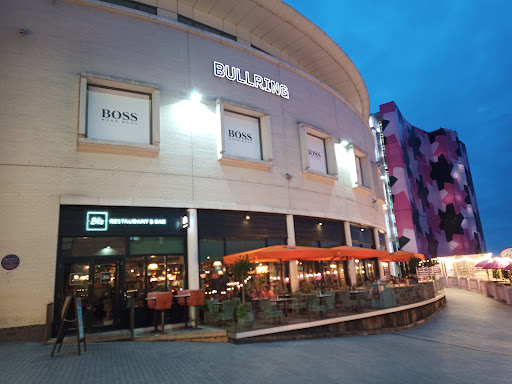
[178,15,237,41]
[298,124,338,181]
[102,0,157,14]
[78,73,160,156]
[353,148,372,189]
[217,100,272,169]
[350,224,376,249]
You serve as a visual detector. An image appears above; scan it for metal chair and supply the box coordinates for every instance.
[260,298,283,324]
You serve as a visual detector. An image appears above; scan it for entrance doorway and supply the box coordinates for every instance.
[62,259,121,333]
[91,261,118,328]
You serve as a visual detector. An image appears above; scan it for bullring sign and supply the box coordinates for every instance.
[213,60,290,99]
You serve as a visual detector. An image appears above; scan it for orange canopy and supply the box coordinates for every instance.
[380,250,425,262]
[222,245,339,265]
[329,246,390,260]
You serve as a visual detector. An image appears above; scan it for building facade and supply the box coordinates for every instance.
[376,101,486,258]
[0,0,387,340]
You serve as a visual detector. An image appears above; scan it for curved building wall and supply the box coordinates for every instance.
[0,0,385,333]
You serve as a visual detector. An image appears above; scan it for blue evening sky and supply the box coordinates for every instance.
[284,0,512,256]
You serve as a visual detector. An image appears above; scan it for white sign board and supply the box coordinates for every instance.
[224,111,262,160]
[87,86,151,144]
[307,134,327,174]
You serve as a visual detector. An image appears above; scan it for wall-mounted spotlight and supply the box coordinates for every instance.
[245,215,251,220]
[285,173,292,180]
[318,222,323,226]
[190,90,202,103]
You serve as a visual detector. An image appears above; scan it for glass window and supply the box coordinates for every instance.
[306,133,328,174]
[125,257,145,307]
[102,0,157,14]
[86,85,152,144]
[61,237,125,257]
[78,74,160,156]
[224,111,262,160]
[350,224,376,249]
[147,255,185,293]
[354,149,371,189]
[225,239,266,255]
[299,124,338,179]
[217,101,272,168]
[199,239,225,263]
[378,231,387,251]
[129,237,184,255]
[177,15,237,41]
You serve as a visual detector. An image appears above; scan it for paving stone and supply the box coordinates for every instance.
[0,289,510,383]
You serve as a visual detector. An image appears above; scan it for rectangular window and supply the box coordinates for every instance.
[299,124,338,181]
[224,111,262,160]
[353,149,371,189]
[306,134,328,174]
[78,73,160,156]
[87,86,151,144]
[217,100,272,169]
[102,0,157,14]
[177,15,237,41]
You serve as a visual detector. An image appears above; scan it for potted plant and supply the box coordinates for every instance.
[232,257,256,329]
[232,257,255,305]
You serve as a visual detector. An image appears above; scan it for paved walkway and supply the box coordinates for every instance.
[1,288,510,383]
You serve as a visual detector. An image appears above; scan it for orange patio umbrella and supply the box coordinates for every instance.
[222,245,339,265]
[381,250,425,262]
[330,246,390,260]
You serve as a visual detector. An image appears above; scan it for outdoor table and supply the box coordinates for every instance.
[175,293,192,328]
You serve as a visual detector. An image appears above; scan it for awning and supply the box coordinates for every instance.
[381,250,425,262]
[222,245,339,265]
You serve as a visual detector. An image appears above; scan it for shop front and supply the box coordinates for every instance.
[53,206,187,336]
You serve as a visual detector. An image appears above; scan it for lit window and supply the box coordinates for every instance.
[217,100,272,169]
[299,124,338,181]
[78,73,160,157]
[353,148,371,189]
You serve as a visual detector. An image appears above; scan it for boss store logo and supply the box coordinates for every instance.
[228,129,253,143]
[86,211,109,231]
[101,109,138,125]
[308,149,322,159]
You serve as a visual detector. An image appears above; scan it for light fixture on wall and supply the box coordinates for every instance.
[285,173,292,180]
[190,90,202,103]
[181,215,189,229]
[245,215,251,220]
[339,139,352,147]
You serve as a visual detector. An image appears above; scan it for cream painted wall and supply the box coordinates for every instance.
[0,0,385,329]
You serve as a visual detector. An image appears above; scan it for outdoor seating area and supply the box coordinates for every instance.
[199,281,443,333]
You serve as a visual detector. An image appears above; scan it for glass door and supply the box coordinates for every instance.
[90,260,119,330]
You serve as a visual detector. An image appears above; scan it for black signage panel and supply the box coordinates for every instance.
[59,206,186,237]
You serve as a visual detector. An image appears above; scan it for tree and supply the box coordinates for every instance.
[408,257,422,274]
[231,257,255,305]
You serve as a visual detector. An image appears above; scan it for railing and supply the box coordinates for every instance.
[439,276,512,305]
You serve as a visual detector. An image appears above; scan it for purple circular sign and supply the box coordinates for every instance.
[2,254,20,271]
